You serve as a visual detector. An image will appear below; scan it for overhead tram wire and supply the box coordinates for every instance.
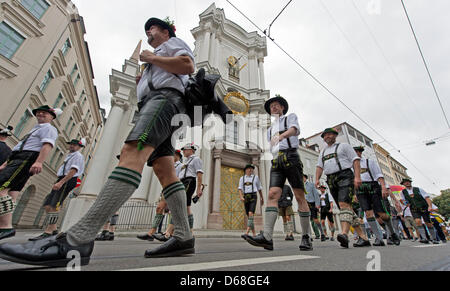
[225,0,440,190]
[264,0,293,40]
[400,0,450,130]
[319,0,419,135]
[350,0,434,134]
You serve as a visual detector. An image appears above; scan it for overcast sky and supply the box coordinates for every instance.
[70,0,450,194]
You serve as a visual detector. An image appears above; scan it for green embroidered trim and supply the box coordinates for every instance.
[109,176,140,188]
[137,99,168,151]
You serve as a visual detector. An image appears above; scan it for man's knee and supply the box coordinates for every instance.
[268,188,281,201]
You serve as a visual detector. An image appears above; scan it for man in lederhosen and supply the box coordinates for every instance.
[353,146,400,247]
[178,143,203,232]
[319,185,336,241]
[315,128,370,248]
[303,174,325,241]
[278,184,294,240]
[0,105,59,240]
[0,126,13,166]
[244,95,313,251]
[0,17,195,266]
[239,164,264,239]
[29,139,86,241]
[399,178,439,244]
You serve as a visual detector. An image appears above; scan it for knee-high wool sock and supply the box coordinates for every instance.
[67,167,141,246]
[262,207,278,241]
[162,181,192,241]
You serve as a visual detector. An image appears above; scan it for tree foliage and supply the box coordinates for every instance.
[433,189,450,220]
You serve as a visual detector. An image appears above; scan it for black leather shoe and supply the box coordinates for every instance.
[0,229,16,241]
[107,232,114,241]
[0,233,94,267]
[145,237,195,258]
[419,238,429,244]
[337,234,349,248]
[391,233,401,246]
[241,234,249,240]
[285,234,294,241]
[95,230,108,241]
[29,232,54,241]
[353,237,371,247]
[373,238,385,246]
[321,234,326,242]
[137,233,154,241]
[245,232,273,250]
[432,239,440,245]
[299,235,313,251]
[152,233,169,242]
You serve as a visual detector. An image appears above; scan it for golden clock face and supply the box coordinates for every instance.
[224,91,250,116]
[227,56,238,66]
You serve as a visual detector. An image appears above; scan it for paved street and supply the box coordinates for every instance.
[0,230,448,271]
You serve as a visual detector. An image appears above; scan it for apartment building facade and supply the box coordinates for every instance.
[0,0,103,228]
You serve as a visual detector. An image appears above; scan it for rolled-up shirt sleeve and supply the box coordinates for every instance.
[256,176,262,191]
[287,114,300,136]
[238,177,244,191]
[40,127,58,147]
[317,150,324,169]
[193,158,204,174]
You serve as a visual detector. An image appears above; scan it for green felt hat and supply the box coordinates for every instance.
[321,128,339,138]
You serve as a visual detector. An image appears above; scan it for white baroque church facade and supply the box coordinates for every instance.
[62,3,273,231]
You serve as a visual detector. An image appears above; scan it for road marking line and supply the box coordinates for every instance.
[121,255,320,271]
[412,244,448,248]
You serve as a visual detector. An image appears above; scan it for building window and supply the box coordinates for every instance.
[49,148,60,168]
[356,133,364,143]
[39,70,53,92]
[61,38,71,56]
[73,74,80,87]
[0,22,25,59]
[364,139,372,148]
[70,64,78,79]
[20,0,50,20]
[65,117,73,133]
[60,102,67,111]
[53,93,63,108]
[348,128,356,138]
[14,110,32,137]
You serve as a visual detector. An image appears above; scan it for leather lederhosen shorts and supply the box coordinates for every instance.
[326,168,354,206]
[269,149,305,190]
[126,88,186,167]
[0,151,39,192]
[42,176,78,209]
[356,181,387,214]
[244,192,257,215]
[181,177,196,207]
[320,206,334,223]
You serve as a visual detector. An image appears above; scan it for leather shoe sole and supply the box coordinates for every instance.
[145,237,195,258]
[0,251,90,267]
[245,236,273,250]
[337,234,349,248]
[0,229,16,241]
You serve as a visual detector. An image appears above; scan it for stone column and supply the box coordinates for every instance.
[131,165,152,201]
[248,52,259,89]
[199,29,211,63]
[212,150,222,213]
[258,58,266,90]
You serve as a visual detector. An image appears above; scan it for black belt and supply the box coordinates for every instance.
[244,192,257,195]
[328,168,353,176]
[279,148,297,153]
